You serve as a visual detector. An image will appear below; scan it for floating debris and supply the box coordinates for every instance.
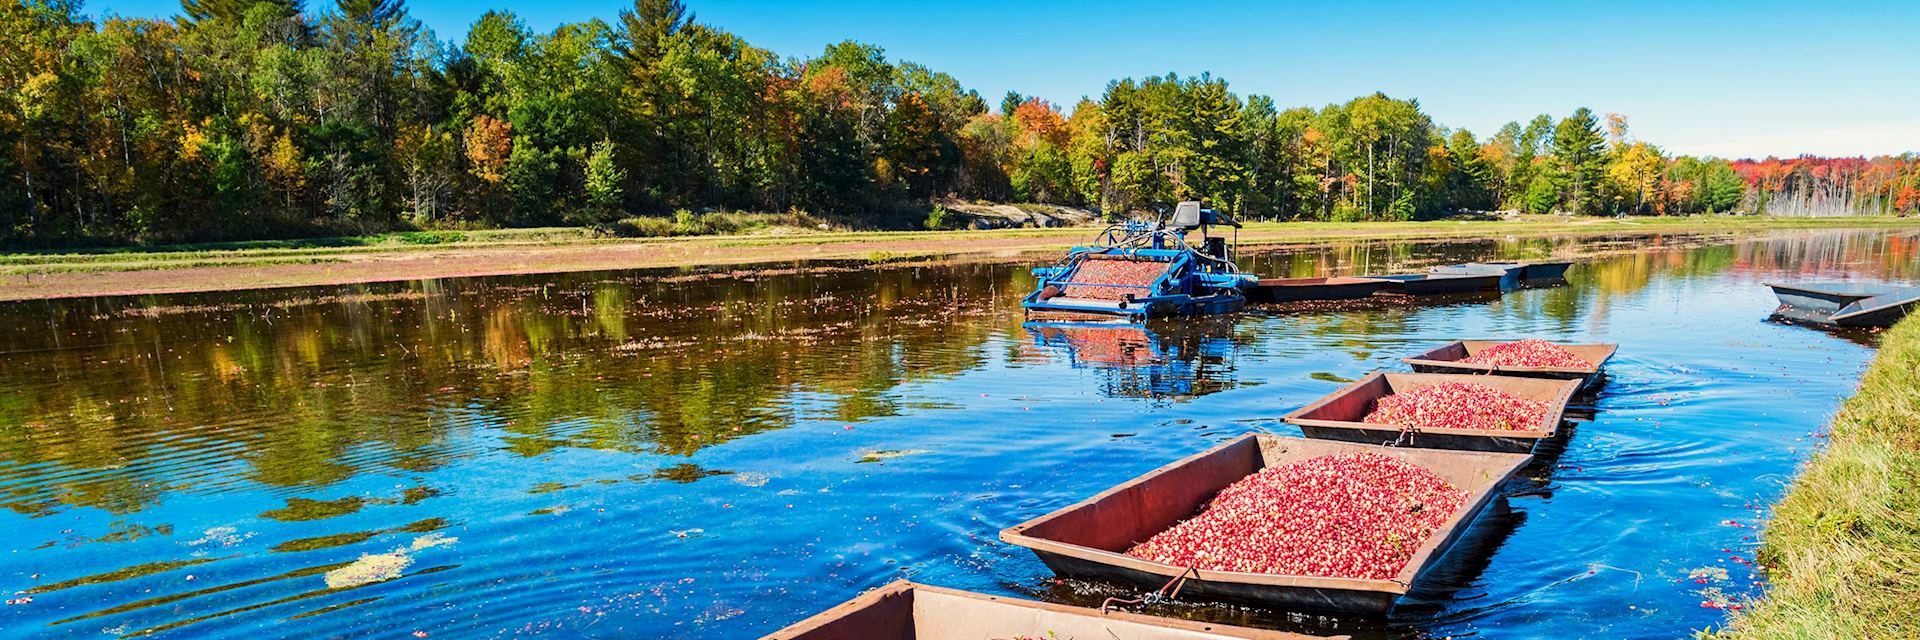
[324,553,413,589]
[856,449,930,464]
[1689,566,1730,583]
[408,533,458,551]
[185,526,253,549]
[322,534,454,589]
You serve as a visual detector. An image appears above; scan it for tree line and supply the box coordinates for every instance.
[2,0,1916,247]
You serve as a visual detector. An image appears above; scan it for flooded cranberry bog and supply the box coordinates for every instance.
[0,230,1915,638]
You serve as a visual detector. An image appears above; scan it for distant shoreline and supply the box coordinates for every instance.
[3,216,1915,303]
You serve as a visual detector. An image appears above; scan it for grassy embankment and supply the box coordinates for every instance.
[1712,316,1920,639]
[2,214,1917,301]
[5,214,1914,276]
[0,227,599,274]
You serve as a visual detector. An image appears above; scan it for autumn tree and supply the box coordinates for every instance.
[1063,98,1112,211]
[1607,142,1665,215]
[956,112,1011,201]
[883,92,952,198]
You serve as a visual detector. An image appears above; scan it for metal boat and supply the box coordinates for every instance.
[1359,273,1503,295]
[1247,277,1387,303]
[1767,282,1920,327]
[1428,261,1573,288]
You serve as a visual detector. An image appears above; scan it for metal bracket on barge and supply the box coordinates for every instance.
[1023,201,1256,321]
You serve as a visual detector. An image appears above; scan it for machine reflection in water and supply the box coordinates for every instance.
[1023,317,1241,400]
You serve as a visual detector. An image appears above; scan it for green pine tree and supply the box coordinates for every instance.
[583,140,627,223]
[1552,108,1608,215]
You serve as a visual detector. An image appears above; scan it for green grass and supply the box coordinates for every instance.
[0,228,613,274]
[609,210,829,237]
[0,256,344,275]
[1710,316,1920,639]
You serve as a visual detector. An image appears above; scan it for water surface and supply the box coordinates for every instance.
[1,230,1914,638]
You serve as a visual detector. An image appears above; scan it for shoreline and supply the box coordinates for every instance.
[1712,315,1920,638]
[3,216,1916,303]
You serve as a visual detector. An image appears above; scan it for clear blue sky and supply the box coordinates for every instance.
[90,0,1919,158]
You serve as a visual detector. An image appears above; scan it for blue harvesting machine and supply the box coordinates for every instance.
[1022,201,1255,320]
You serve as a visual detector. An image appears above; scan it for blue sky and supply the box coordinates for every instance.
[90,0,1919,158]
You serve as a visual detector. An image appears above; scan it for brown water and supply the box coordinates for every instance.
[0,229,1914,638]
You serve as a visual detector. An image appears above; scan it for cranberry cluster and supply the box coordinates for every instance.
[1062,259,1166,300]
[1364,381,1549,432]
[1126,452,1467,580]
[1461,339,1591,368]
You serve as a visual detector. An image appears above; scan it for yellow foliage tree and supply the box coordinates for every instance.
[1608,141,1665,215]
[464,115,513,184]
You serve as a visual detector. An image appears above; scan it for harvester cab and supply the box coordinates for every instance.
[1169,200,1241,266]
[1022,201,1255,321]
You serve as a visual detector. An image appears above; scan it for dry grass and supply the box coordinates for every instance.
[1710,316,1920,638]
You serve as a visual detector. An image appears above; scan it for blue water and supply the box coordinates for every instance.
[0,230,1910,638]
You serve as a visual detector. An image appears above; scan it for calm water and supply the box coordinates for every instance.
[1,230,1915,639]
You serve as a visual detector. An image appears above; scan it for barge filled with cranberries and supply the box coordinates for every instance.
[759,581,1334,640]
[1282,372,1581,453]
[998,434,1529,613]
[1401,339,1617,390]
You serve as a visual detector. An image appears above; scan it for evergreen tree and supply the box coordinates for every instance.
[582,139,625,223]
[1552,107,1607,214]
[180,0,299,24]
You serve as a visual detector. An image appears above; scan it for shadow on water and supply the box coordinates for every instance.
[0,228,1916,638]
[1763,315,1885,347]
[1248,290,1505,317]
